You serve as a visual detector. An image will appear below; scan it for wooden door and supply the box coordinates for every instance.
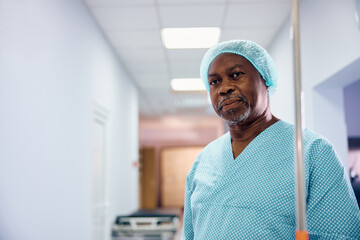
[139,148,157,209]
[160,147,203,208]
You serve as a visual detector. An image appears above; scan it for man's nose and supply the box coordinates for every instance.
[219,82,235,96]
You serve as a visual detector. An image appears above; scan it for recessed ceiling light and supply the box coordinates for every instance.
[171,78,206,91]
[174,96,210,108]
[161,27,221,49]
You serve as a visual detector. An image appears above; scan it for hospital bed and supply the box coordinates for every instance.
[111,209,180,240]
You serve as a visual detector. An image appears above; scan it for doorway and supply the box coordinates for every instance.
[344,79,360,207]
[91,104,109,240]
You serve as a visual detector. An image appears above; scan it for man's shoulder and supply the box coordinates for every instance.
[304,128,333,150]
[275,120,332,147]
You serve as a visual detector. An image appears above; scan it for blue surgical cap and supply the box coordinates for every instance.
[200,39,278,95]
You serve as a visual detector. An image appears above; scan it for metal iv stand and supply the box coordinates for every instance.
[292,0,309,239]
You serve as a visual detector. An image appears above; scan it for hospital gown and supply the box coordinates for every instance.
[181,120,360,239]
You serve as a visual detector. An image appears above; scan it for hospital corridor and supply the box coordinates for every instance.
[1,0,360,239]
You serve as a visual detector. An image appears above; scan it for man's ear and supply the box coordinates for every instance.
[263,77,270,90]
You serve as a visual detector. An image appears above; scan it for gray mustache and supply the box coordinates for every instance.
[217,95,248,110]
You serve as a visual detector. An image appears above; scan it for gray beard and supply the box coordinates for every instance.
[220,106,251,126]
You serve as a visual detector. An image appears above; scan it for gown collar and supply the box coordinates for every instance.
[224,120,291,161]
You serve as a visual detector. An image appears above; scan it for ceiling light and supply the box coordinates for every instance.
[171,78,206,91]
[161,27,221,49]
[174,96,210,108]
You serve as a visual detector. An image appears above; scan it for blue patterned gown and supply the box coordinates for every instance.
[181,121,360,239]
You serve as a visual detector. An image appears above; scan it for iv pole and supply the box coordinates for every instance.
[292,0,309,239]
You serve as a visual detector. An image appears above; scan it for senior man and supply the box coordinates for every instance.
[181,40,360,239]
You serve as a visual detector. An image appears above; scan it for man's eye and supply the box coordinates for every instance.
[231,72,243,78]
[209,79,220,85]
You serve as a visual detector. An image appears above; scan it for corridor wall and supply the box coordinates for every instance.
[0,0,139,239]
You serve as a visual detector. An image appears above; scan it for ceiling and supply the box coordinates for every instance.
[84,0,291,117]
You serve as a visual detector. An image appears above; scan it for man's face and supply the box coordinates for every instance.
[207,53,269,125]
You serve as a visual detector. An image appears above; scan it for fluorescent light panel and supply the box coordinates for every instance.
[161,27,220,49]
[171,78,206,91]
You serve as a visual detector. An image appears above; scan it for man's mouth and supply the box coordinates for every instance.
[220,99,242,111]
[217,96,247,112]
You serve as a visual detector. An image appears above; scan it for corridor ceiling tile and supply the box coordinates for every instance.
[158,0,226,4]
[220,27,277,48]
[169,61,201,78]
[85,0,154,6]
[114,47,166,62]
[159,5,226,28]
[126,61,168,75]
[107,30,163,48]
[89,6,159,30]
[167,49,207,61]
[224,2,291,28]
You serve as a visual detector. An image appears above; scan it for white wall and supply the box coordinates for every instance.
[345,79,360,137]
[269,0,360,172]
[0,0,139,240]
[269,20,295,123]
